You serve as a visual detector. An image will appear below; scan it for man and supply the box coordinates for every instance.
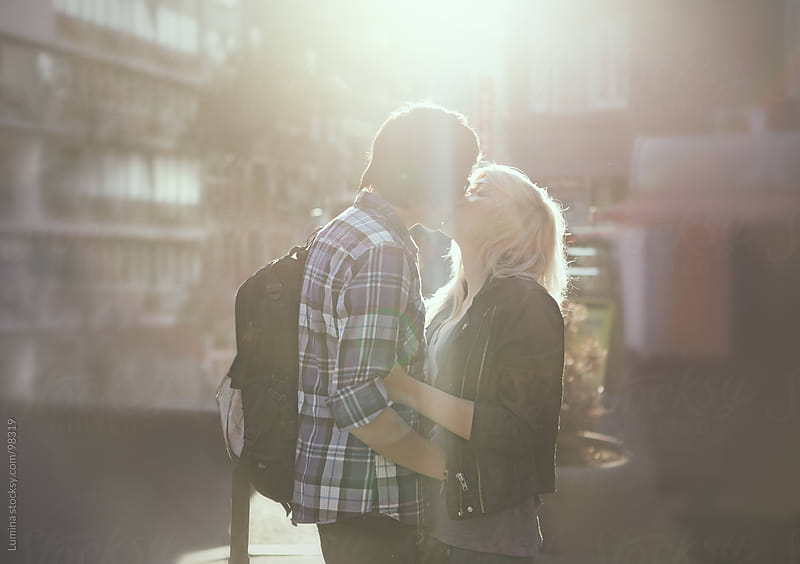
[292,103,481,563]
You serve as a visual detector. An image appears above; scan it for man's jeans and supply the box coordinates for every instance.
[417,533,536,564]
[317,513,417,564]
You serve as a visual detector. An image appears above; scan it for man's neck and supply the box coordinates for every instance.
[392,205,418,231]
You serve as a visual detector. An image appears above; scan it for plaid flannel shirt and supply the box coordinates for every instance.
[292,189,427,525]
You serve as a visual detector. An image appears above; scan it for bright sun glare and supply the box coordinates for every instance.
[359,1,508,94]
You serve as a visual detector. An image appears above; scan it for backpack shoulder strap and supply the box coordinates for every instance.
[289,226,323,260]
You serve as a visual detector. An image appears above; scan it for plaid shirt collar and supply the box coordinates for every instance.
[354,189,419,256]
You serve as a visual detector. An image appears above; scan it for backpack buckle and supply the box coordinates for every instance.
[266,281,283,300]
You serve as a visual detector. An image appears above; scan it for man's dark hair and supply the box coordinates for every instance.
[360,103,481,208]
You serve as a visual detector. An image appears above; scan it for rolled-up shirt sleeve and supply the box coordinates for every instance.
[328,243,411,431]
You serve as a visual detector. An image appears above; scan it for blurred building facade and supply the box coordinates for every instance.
[0,0,411,410]
[11,0,795,410]
[194,0,408,386]
[504,1,800,520]
[507,0,800,226]
[0,0,245,408]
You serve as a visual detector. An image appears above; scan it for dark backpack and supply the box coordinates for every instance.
[217,230,318,514]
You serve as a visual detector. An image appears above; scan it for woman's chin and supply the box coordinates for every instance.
[445,220,470,242]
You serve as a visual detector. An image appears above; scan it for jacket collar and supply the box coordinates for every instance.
[427,274,498,337]
[473,274,550,307]
[354,189,418,255]
[471,273,502,304]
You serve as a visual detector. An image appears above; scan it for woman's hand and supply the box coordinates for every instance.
[385,363,474,441]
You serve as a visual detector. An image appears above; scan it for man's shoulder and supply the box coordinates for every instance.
[317,206,408,263]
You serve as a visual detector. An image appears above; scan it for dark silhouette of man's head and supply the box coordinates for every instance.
[360,103,481,226]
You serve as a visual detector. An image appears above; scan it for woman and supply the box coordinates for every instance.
[385,164,568,563]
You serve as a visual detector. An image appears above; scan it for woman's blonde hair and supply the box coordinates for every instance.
[426,164,569,335]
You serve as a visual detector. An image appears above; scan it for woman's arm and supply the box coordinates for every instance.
[468,289,564,454]
[385,364,475,441]
[387,286,564,454]
[349,407,447,479]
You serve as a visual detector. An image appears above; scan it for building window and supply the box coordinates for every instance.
[589,15,629,110]
[0,137,18,216]
[107,0,131,32]
[54,0,198,55]
[528,56,555,114]
[190,248,200,285]
[155,244,167,288]
[0,43,38,104]
[151,155,200,207]
[129,153,152,202]
[132,0,156,42]
[526,18,563,114]
[250,161,268,213]
[101,151,128,200]
[787,0,800,98]
[128,242,147,288]
[112,242,124,284]
[120,242,132,284]
[145,244,158,288]
[153,155,177,205]
[74,152,101,199]
[156,5,199,54]
[178,159,200,205]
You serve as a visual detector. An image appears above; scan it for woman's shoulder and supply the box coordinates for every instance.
[488,277,564,352]
[490,276,562,318]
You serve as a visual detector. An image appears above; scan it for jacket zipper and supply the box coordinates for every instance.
[473,306,495,514]
[456,315,475,517]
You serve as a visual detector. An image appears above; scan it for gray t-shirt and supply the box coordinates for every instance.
[425,310,543,557]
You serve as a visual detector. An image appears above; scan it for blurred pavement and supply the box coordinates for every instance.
[2,402,324,564]
[4,401,798,564]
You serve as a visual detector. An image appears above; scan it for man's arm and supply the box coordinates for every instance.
[327,242,444,478]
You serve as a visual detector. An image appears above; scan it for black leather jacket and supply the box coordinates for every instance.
[429,275,565,520]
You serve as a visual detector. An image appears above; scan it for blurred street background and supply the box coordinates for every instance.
[1,1,799,563]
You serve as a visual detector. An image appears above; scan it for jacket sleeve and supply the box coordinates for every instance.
[468,288,565,454]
